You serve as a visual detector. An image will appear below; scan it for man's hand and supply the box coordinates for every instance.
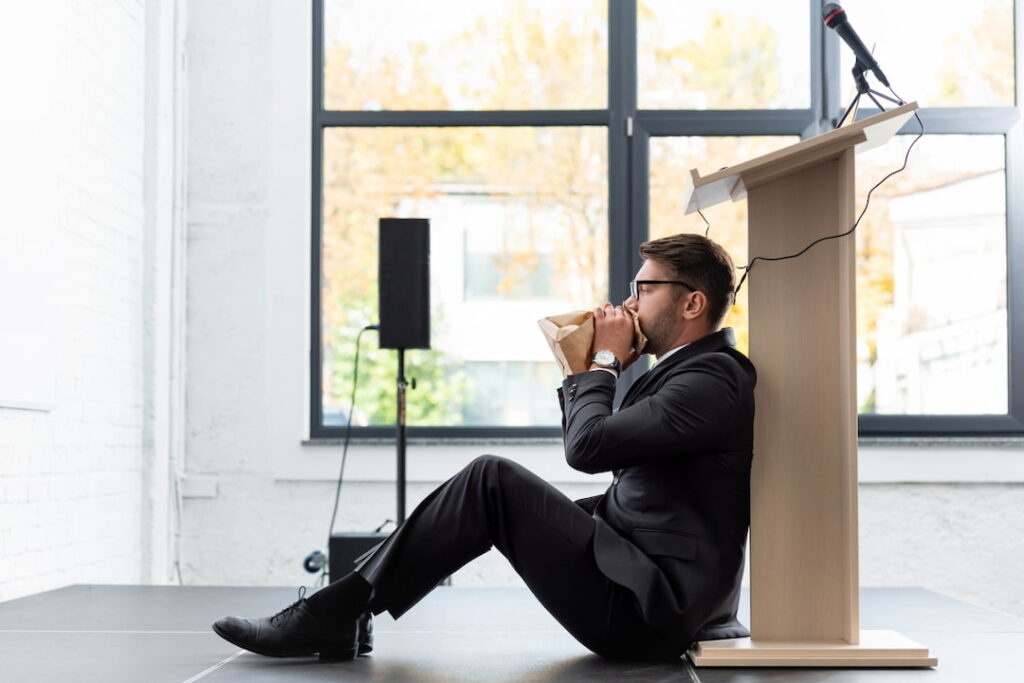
[591,303,640,372]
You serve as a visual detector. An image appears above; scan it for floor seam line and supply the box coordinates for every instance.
[0,629,211,634]
[181,650,245,683]
[683,655,703,683]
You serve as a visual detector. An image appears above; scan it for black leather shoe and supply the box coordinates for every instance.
[357,611,373,655]
[212,587,359,661]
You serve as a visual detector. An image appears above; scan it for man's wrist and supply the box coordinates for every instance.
[591,349,622,373]
[589,365,619,378]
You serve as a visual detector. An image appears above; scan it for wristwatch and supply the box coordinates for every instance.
[591,349,621,372]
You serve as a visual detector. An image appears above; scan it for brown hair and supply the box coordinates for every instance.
[638,233,736,326]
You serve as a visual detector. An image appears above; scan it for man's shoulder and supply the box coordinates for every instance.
[674,345,755,379]
[649,348,756,401]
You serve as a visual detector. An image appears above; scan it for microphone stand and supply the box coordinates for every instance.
[835,59,904,129]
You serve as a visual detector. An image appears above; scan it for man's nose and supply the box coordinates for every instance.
[623,294,638,310]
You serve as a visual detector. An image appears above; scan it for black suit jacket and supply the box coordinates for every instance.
[557,328,756,642]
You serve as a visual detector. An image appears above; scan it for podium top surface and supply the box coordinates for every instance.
[683,102,918,214]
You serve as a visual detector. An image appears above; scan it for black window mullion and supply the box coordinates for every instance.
[318,110,609,127]
[610,1,645,400]
[851,107,1019,135]
[810,0,833,136]
[637,109,812,136]
[630,124,649,248]
[819,0,843,129]
[861,414,1024,436]
[1007,0,1024,433]
[1004,114,1024,430]
[310,0,326,438]
[609,0,637,299]
[330,426,563,440]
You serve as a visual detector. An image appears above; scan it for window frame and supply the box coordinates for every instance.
[310,0,1024,440]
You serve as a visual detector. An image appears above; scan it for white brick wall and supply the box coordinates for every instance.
[0,0,149,602]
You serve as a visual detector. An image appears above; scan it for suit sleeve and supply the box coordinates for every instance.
[560,356,745,474]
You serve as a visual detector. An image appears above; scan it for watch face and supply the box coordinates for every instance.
[595,350,615,365]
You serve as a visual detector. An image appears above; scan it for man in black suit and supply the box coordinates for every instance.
[213,233,756,662]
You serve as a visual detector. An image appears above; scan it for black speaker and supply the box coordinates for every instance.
[328,531,451,587]
[329,532,388,581]
[378,218,430,349]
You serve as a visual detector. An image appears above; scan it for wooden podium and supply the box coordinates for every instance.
[682,103,937,667]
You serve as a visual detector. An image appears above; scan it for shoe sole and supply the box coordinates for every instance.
[211,622,358,662]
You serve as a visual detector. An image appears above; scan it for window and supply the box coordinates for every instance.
[319,126,606,431]
[638,0,810,110]
[855,135,1008,417]
[312,1,1022,438]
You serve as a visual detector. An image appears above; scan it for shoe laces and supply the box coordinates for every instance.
[268,586,307,627]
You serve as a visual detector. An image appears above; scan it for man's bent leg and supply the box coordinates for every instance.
[353,454,668,658]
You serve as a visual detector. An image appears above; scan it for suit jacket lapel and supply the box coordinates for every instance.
[620,328,736,408]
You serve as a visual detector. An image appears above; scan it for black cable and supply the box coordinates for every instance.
[325,324,378,546]
[698,208,711,237]
[734,85,923,297]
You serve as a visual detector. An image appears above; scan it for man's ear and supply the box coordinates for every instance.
[681,291,707,321]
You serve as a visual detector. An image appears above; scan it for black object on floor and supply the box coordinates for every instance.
[1,585,1023,682]
[328,532,387,583]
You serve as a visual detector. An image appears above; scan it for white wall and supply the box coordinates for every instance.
[0,0,184,602]
[179,0,1024,622]
[0,0,147,600]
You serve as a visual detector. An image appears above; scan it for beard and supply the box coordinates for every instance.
[639,310,678,358]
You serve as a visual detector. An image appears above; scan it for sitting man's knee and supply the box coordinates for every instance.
[467,454,526,481]
[469,453,507,469]
[463,455,535,489]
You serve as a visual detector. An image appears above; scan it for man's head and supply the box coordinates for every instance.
[625,233,736,356]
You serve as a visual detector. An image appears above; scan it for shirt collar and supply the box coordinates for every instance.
[653,343,688,366]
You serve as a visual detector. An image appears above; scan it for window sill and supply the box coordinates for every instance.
[285,436,1024,485]
[285,438,598,485]
[301,437,564,447]
[859,436,1024,447]
[302,436,1024,448]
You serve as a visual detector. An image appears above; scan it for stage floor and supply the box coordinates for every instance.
[1,585,1022,682]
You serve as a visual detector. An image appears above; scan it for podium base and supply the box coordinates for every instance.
[688,630,937,667]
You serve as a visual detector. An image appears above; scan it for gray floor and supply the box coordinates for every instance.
[1,585,1022,682]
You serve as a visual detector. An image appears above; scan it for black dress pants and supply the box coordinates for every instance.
[353,454,686,660]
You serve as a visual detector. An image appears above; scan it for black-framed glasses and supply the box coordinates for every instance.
[629,279,697,300]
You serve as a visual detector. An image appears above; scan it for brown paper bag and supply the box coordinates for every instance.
[537,309,648,378]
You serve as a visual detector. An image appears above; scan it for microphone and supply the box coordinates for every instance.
[822,3,889,87]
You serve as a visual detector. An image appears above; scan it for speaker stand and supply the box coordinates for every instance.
[396,347,408,524]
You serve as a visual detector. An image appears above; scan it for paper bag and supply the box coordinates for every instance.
[537,309,648,378]
[537,310,595,377]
